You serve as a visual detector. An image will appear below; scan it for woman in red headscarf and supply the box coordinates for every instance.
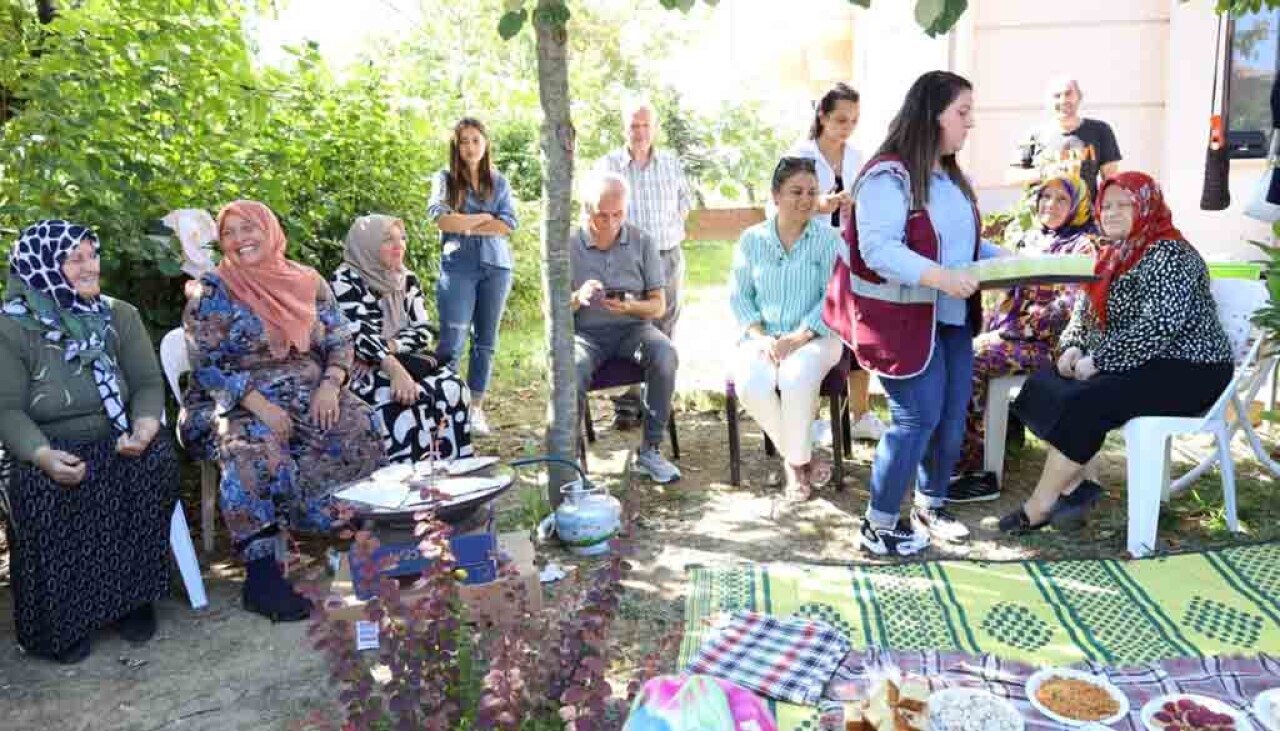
[180,200,386,621]
[1002,172,1235,534]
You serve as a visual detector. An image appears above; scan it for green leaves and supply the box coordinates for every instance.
[915,0,968,37]
[498,9,526,40]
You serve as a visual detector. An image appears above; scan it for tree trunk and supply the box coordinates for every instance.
[534,2,579,506]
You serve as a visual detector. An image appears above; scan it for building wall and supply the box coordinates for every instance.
[852,0,1274,260]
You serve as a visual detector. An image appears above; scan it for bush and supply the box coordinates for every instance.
[298,482,680,731]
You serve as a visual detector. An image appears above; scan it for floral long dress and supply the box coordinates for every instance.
[956,229,1098,473]
[179,274,386,561]
[330,264,472,463]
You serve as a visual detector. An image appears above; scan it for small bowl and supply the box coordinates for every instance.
[1026,668,1129,727]
[1140,693,1253,731]
[1254,688,1280,731]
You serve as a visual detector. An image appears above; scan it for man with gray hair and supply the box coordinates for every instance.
[593,95,694,430]
[1017,76,1122,201]
[569,171,681,483]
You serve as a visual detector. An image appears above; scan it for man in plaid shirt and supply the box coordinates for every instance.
[593,96,695,430]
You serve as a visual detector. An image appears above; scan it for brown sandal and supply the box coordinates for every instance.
[784,463,813,502]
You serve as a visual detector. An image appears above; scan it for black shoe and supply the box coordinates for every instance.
[243,556,311,623]
[611,409,642,431]
[1050,479,1105,531]
[945,471,1001,504]
[52,637,91,665]
[911,506,971,543]
[998,507,1051,535]
[117,603,157,644]
[859,518,929,556]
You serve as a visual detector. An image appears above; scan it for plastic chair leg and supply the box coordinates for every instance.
[984,380,1011,483]
[170,501,208,610]
[1214,423,1239,533]
[583,396,597,444]
[1125,421,1169,558]
[726,390,741,486]
[829,392,846,491]
[667,414,680,461]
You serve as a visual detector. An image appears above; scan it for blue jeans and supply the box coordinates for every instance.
[435,260,513,396]
[867,325,974,526]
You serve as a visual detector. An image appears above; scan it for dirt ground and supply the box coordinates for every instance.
[1,283,1275,730]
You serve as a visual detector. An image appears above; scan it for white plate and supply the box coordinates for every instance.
[1140,693,1253,731]
[1026,668,1129,727]
[413,456,500,477]
[1254,688,1280,731]
[928,687,1024,731]
[370,464,413,483]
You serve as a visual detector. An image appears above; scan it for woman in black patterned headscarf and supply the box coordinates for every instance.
[0,220,177,664]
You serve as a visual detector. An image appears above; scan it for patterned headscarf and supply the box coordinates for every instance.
[4,220,129,433]
[214,200,321,358]
[1037,173,1096,243]
[1087,172,1184,328]
[342,215,408,340]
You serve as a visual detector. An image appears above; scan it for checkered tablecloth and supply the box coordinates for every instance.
[686,611,851,706]
[821,648,1280,729]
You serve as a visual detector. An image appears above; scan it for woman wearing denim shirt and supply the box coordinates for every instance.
[428,118,519,436]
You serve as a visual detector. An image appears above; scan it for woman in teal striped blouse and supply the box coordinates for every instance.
[729,157,844,501]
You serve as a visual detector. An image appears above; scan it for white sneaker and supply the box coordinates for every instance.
[849,412,888,442]
[634,446,681,484]
[911,506,971,543]
[470,406,492,437]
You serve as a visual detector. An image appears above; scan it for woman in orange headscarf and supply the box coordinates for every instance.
[1002,173,1234,535]
[181,200,385,621]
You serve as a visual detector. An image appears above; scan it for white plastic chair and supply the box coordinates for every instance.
[1123,278,1279,558]
[983,374,1029,486]
[160,327,220,556]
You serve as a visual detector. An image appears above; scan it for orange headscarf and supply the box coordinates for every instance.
[215,200,321,357]
[1086,172,1183,329]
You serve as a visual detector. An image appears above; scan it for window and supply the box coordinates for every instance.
[1227,11,1279,159]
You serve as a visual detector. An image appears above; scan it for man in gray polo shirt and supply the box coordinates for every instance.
[570,172,681,483]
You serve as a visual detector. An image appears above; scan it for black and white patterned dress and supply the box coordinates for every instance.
[1012,239,1235,463]
[330,265,472,463]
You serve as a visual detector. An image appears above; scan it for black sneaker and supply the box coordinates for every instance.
[911,506,971,543]
[945,472,1001,504]
[859,518,929,556]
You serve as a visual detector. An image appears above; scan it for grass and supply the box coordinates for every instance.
[683,239,735,295]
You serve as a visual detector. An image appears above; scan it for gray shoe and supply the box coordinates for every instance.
[634,445,681,484]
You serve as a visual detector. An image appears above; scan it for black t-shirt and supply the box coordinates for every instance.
[1028,118,1122,201]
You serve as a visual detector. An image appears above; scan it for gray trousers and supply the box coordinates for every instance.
[618,245,684,411]
[575,322,679,447]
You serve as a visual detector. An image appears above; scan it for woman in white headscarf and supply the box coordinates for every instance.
[330,214,473,463]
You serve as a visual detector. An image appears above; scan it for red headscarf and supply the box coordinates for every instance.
[215,200,321,357]
[1086,172,1183,328]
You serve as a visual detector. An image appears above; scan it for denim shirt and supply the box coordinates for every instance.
[856,168,1003,326]
[428,170,519,270]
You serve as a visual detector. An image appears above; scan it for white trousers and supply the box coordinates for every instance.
[732,335,843,465]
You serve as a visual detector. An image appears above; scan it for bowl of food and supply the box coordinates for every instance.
[1253,688,1280,731]
[1140,694,1250,731]
[927,687,1024,731]
[1026,668,1128,726]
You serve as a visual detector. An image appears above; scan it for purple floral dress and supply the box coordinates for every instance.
[957,228,1098,473]
[179,274,386,560]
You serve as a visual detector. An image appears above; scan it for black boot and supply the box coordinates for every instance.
[118,603,158,644]
[242,556,311,622]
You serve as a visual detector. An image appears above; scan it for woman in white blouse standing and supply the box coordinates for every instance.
[785,82,885,443]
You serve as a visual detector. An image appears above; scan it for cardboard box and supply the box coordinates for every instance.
[324,531,541,627]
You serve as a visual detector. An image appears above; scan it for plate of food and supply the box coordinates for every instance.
[1253,688,1280,731]
[928,687,1024,731]
[962,254,1098,289]
[1026,668,1128,726]
[1141,694,1252,731]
